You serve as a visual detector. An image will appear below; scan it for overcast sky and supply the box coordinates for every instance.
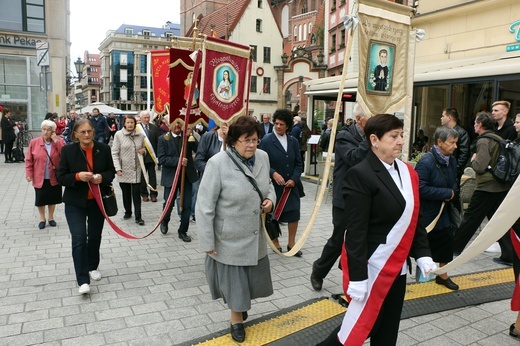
[69,0,181,70]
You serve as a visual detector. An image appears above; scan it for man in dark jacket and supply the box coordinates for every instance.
[492,100,517,140]
[157,121,198,242]
[453,111,514,265]
[310,104,370,291]
[139,111,159,202]
[441,107,470,180]
[90,108,109,143]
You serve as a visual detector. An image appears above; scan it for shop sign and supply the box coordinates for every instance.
[507,20,520,51]
[0,34,43,48]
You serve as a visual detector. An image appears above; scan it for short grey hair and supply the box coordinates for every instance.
[41,119,56,131]
[434,126,459,143]
[353,103,368,118]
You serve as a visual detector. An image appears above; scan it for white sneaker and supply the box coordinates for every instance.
[78,283,90,294]
[89,270,102,281]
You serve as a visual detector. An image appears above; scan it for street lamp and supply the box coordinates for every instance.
[74,57,85,79]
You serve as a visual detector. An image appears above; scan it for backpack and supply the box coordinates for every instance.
[479,133,520,183]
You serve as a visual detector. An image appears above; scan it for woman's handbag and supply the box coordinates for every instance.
[447,202,461,228]
[264,212,282,240]
[101,184,118,217]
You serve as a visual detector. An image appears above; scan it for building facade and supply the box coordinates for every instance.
[98,23,180,112]
[0,0,69,129]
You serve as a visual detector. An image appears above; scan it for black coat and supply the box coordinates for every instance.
[259,122,274,139]
[194,131,222,175]
[157,131,198,187]
[142,123,159,164]
[1,115,16,144]
[332,124,369,209]
[495,118,517,141]
[56,142,115,208]
[343,151,431,281]
[259,132,302,212]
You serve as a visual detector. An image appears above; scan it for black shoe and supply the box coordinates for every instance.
[38,221,46,230]
[275,247,282,253]
[190,215,196,222]
[178,232,191,242]
[310,267,323,291]
[435,276,459,290]
[123,213,131,220]
[135,219,145,226]
[160,223,168,234]
[493,257,513,266]
[230,323,245,343]
[242,311,248,321]
[287,245,303,257]
[48,220,57,227]
[510,323,520,338]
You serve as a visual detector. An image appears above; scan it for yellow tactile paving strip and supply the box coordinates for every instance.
[195,299,346,345]
[194,268,514,345]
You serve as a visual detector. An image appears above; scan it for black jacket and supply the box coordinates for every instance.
[453,125,470,177]
[344,151,431,281]
[157,131,198,187]
[57,142,115,208]
[332,124,369,209]
[142,123,159,164]
[495,118,517,141]
[194,131,222,175]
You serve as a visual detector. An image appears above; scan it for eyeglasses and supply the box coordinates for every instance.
[237,138,260,145]
[75,130,93,135]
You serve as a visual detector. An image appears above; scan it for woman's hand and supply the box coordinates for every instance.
[26,177,33,182]
[273,172,285,186]
[285,179,295,188]
[91,174,103,185]
[261,199,273,213]
[206,250,217,255]
[137,148,145,155]
[116,170,123,176]
[181,158,188,167]
[78,171,94,182]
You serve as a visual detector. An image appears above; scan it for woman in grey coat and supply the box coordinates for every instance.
[111,115,146,225]
[196,116,276,343]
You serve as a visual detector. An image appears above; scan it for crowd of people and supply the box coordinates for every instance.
[2,101,520,344]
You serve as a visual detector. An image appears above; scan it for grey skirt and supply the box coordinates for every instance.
[205,255,273,312]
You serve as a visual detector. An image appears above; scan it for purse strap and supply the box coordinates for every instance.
[43,140,56,169]
[226,150,264,201]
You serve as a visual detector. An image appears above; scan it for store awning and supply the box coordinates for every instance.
[304,52,520,97]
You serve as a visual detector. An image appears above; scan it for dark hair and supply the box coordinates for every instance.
[443,107,459,123]
[123,115,136,128]
[44,112,54,120]
[364,114,403,148]
[227,116,261,146]
[93,107,100,113]
[71,119,94,142]
[475,111,495,130]
[272,109,293,132]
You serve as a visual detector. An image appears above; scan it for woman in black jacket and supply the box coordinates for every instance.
[1,108,17,163]
[57,119,115,295]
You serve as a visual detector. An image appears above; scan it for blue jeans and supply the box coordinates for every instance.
[64,200,105,285]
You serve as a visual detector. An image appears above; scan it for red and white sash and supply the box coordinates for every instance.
[511,229,520,311]
[338,160,420,345]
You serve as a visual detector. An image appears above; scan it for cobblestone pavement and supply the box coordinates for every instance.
[0,159,517,345]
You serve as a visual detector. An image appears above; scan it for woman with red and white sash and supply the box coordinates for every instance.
[318,114,436,346]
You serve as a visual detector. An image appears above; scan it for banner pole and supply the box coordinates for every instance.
[282,3,359,256]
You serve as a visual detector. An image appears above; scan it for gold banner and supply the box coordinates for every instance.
[356,3,412,116]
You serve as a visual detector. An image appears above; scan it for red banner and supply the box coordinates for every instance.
[151,50,170,115]
[199,36,251,124]
[168,48,209,127]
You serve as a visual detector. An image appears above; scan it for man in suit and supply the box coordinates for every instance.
[259,113,273,139]
[157,121,198,242]
[311,104,370,291]
[138,111,159,202]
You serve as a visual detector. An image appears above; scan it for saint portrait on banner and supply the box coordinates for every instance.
[366,40,395,95]
[214,65,237,101]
